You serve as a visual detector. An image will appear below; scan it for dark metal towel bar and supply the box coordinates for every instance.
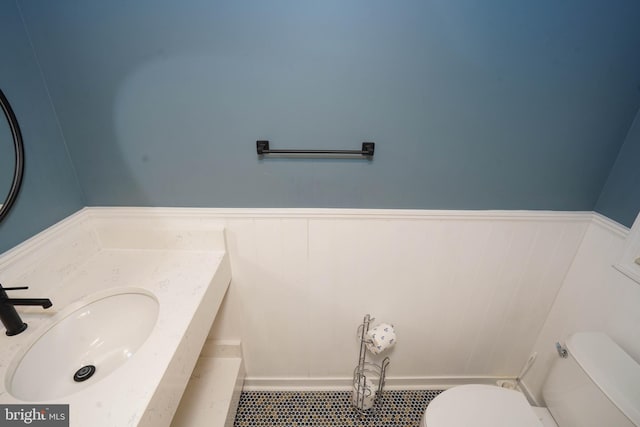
[256,140,375,157]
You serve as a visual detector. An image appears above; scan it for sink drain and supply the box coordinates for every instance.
[73,365,96,382]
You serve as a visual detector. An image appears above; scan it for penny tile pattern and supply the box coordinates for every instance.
[233,390,442,427]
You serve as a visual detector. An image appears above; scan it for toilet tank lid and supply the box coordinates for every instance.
[566,332,640,426]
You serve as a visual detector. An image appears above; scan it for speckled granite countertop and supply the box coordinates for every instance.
[0,210,231,426]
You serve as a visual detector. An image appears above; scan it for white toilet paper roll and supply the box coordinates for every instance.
[352,376,376,410]
[365,323,396,354]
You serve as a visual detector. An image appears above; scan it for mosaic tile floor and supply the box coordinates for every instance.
[234,390,443,427]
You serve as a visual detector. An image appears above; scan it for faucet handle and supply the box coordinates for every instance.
[1,286,29,291]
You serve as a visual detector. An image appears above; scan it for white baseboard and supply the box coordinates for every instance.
[241,375,517,391]
[242,375,542,408]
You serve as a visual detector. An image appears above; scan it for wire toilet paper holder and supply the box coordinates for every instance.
[352,314,390,415]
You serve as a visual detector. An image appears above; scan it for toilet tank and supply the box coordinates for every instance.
[542,332,640,427]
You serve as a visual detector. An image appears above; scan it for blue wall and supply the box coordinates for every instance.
[0,1,83,254]
[12,1,640,222]
[596,109,640,227]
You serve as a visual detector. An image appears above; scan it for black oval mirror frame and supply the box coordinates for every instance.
[0,89,25,223]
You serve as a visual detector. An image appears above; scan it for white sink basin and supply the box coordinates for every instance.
[6,289,159,401]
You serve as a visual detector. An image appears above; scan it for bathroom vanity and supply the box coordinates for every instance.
[0,209,231,426]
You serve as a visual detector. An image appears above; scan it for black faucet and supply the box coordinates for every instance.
[0,283,52,336]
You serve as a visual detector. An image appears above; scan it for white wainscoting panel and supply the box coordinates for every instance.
[204,209,590,387]
[7,208,637,394]
[1,208,593,389]
[523,215,640,404]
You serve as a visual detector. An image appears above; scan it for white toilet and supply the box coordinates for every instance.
[421,332,640,427]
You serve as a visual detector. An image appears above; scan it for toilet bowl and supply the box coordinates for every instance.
[421,384,557,427]
[420,333,640,427]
